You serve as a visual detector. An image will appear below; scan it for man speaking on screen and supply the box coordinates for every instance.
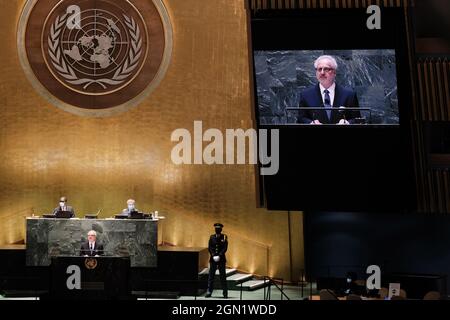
[299,55,360,125]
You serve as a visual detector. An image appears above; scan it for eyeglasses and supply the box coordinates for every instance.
[316,67,334,73]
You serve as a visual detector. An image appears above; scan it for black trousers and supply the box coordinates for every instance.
[207,260,228,295]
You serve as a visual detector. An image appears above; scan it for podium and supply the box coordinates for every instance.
[285,107,371,124]
[49,256,131,300]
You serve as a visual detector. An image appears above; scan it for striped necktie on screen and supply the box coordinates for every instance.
[324,89,331,120]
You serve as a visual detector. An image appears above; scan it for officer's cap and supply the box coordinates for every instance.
[214,223,224,228]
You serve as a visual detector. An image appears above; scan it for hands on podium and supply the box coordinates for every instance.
[337,119,350,125]
[310,119,350,125]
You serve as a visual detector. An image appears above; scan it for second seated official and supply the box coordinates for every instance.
[52,196,75,217]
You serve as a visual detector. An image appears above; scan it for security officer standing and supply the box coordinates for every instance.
[205,223,228,298]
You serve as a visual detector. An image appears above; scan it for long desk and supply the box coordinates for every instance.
[26,217,157,267]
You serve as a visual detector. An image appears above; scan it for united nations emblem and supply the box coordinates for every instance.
[18,0,172,116]
[84,257,98,270]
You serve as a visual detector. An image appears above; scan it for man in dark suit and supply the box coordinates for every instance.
[299,55,360,124]
[80,230,104,257]
[205,223,228,298]
[52,196,75,217]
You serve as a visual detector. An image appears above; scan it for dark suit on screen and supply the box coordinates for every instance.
[299,83,360,124]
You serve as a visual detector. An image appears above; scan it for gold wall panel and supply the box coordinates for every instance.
[0,0,304,281]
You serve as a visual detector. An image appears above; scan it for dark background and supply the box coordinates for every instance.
[250,8,416,212]
[304,211,450,289]
[414,0,450,43]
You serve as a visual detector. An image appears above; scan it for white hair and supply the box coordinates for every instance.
[314,55,338,70]
[127,199,135,205]
[88,230,97,237]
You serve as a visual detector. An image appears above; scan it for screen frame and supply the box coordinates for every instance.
[253,48,401,126]
[248,7,417,212]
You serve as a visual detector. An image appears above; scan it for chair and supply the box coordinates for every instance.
[378,287,388,299]
[423,291,441,300]
[319,289,338,300]
[399,289,407,299]
[346,294,362,300]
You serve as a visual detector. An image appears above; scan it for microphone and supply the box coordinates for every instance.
[338,106,346,120]
[338,106,350,125]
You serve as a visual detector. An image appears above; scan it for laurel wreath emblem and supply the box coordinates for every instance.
[47,13,143,90]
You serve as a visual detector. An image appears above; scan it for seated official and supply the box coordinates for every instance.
[80,230,104,257]
[120,199,139,217]
[299,55,360,125]
[52,196,75,217]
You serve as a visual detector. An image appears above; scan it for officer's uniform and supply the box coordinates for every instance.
[206,223,228,298]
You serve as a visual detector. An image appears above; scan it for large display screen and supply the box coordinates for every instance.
[249,8,416,212]
[254,49,399,125]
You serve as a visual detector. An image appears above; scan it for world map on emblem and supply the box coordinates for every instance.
[45,4,146,94]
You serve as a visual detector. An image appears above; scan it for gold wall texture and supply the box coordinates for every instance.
[0,0,304,281]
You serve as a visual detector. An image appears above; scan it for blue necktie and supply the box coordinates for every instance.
[324,89,331,120]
